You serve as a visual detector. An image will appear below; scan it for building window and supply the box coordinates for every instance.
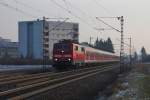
[73,28,78,32]
[57,34,59,38]
[53,33,55,37]
[44,38,49,42]
[56,28,60,30]
[44,44,49,48]
[44,32,49,36]
[63,34,65,37]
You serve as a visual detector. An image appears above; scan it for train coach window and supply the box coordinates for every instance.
[81,47,85,52]
[75,46,78,51]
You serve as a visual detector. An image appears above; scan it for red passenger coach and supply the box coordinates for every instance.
[52,40,119,68]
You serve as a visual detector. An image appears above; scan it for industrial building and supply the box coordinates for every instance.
[19,19,79,59]
[0,37,19,58]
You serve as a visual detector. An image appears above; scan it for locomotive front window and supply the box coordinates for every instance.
[75,46,78,51]
[54,44,70,51]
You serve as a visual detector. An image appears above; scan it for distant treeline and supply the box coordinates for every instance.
[82,37,114,53]
[94,37,114,53]
[141,47,150,62]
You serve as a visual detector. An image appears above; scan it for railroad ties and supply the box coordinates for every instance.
[0,64,119,100]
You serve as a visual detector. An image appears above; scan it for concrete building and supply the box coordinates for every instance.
[19,19,79,59]
[0,37,19,58]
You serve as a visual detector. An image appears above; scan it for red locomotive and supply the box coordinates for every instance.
[52,40,119,68]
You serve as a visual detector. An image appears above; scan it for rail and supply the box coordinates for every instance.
[0,65,118,99]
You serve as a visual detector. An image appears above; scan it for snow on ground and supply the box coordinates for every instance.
[107,63,150,100]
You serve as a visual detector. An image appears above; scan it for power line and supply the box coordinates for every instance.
[96,16,125,72]
[116,38,130,47]
[61,0,88,18]
[49,18,69,32]
[12,0,55,17]
[96,17,120,32]
[49,0,96,30]
[91,0,114,16]
[49,0,76,17]
[62,0,70,10]
[61,0,96,24]
[0,1,36,18]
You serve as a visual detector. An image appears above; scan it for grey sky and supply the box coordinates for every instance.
[0,0,150,54]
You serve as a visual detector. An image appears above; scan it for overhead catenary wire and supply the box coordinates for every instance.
[61,0,97,25]
[116,38,130,47]
[12,0,56,17]
[49,0,96,31]
[4,0,69,21]
[91,0,115,16]
[96,17,121,33]
[62,0,70,11]
[48,18,69,32]
[61,0,89,18]
[49,0,81,20]
[0,1,36,18]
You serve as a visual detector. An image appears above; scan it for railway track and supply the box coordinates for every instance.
[0,72,52,82]
[0,64,110,91]
[0,72,55,91]
[0,73,26,79]
[0,64,118,99]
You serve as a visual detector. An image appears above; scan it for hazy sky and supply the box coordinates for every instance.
[0,0,150,54]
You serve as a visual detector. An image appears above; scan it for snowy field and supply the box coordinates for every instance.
[95,63,150,100]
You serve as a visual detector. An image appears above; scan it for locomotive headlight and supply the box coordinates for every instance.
[68,58,71,61]
[54,58,58,61]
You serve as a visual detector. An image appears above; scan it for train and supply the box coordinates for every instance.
[52,40,119,68]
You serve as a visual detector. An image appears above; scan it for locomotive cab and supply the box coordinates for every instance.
[53,42,73,66]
